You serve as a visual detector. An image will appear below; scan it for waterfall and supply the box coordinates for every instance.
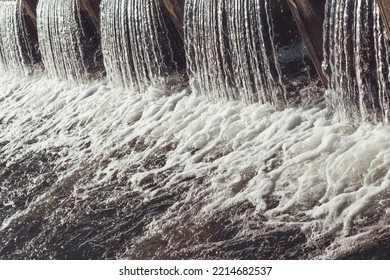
[36,0,103,82]
[0,0,39,75]
[323,0,390,123]
[184,0,320,108]
[3,0,390,261]
[100,0,187,92]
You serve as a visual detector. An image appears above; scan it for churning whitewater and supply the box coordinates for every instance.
[2,0,390,260]
[1,71,390,259]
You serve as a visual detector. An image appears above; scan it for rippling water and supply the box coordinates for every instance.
[1,71,390,259]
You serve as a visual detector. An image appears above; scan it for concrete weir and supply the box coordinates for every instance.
[36,0,103,82]
[162,0,185,40]
[0,0,40,73]
[287,0,328,88]
[377,0,390,37]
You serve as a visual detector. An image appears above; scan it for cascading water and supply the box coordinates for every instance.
[2,0,390,261]
[36,0,103,82]
[0,0,40,75]
[323,0,390,123]
[184,0,322,107]
[100,0,187,92]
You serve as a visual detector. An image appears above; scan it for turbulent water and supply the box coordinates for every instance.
[1,71,390,259]
[324,0,390,123]
[1,0,390,260]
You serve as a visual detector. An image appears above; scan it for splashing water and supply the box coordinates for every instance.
[184,0,321,107]
[2,0,390,260]
[1,71,390,259]
[323,0,390,123]
[36,0,103,82]
[100,0,187,92]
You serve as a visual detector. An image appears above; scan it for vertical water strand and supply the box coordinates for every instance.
[245,0,262,103]
[246,0,260,102]
[332,0,363,120]
[101,0,186,91]
[146,0,175,88]
[324,0,353,120]
[0,2,16,72]
[205,0,219,97]
[101,0,131,89]
[373,2,390,122]
[49,0,63,78]
[119,0,133,89]
[241,0,256,103]
[0,1,26,74]
[9,1,22,73]
[100,0,117,85]
[356,0,378,122]
[185,0,239,101]
[120,0,133,90]
[251,0,272,104]
[324,0,390,122]
[264,0,287,106]
[185,0,313,106]
[37,1,53,78]
[0,5,4,71]
[149,0,164,82]
[143,0,160,88]
[118,0,129,87]
[322,0,331,82]
[148,0,165,83]
[0,1,4,71]
[189,0,201,88]
[355,0,371,121]
[247,0,279,104]
[153,0,186,88]
[340,0,354,117]
[194,0,207,95]
[343,1,356,115]
[37,0,101,82]
[200,0,213,96]
[208,0,222,97]
[38,0,65,80]
[183,0,196,88]
[337,0,352,118]
[75,0,89,76]
[203,0,214,96]
[217,0,234,100]
[249,0,275,104]
[68,0,82,80]
[47,1,67,79]
[16,0,38,70]
[228,0,250,102]
[137,0,152,90]
[129,0,145,90]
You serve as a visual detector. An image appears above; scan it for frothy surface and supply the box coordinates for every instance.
[1,72,389,259]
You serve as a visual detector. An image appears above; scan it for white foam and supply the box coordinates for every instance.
[1,72,390,258]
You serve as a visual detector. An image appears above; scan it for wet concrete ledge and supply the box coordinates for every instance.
[377,0,390,38]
